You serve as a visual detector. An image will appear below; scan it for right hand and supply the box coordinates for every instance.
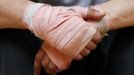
[23,3,98,61]
[33,5,105,75]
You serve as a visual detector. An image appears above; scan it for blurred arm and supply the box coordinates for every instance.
[94,0,134,30]
[0,0,32,29]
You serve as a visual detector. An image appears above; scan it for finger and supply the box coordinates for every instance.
[75,54,83,61]
[41,54,57,75]
[34,48,45,75]
[87,6,105,20]
[42,56,57,75]
[92,31,102,44]
[86,41,97,50]
[48,61,60,74]
[41,54,50,71]
[80,48,91,56]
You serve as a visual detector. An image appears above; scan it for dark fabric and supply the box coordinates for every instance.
[36,0,92,7]
[104,27,134,75]
[0,29,42,75]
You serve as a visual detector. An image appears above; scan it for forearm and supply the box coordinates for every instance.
[0,16,24,29]
[0,0,32,29]
[95,0,134,30]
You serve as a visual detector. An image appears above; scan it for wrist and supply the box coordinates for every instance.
[8,0,33,29]
[0,0,34,29]
[93,4,116,31]
[22,2,45,30]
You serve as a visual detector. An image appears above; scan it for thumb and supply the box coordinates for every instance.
[86,6,106,20]
[69,6,105,20]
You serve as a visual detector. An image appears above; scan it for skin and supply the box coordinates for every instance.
[0,0,134,30]
[94,0,134,31]
[0,0,134,75]
[34,8,105,75]
[0,0,104,59]
[0,0,104,75]
[36,0,134,74]
[0,0,32,29]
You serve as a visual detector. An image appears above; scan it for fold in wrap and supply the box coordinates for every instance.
[23,3,97,69]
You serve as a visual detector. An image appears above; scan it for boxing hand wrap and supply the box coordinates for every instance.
[23,3,108,70]
[23,3,97,58]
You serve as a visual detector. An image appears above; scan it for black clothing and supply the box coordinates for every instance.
[0,29,42,75]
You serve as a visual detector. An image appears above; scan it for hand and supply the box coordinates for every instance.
[75,31,102,60]
[70,6,104,60]
[23,3,98,63]
[34,31,103,75]
[34,48,60,75]
[33,5,105,75]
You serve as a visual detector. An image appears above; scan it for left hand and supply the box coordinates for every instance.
[34,48,60,75]
[34,30,102,75]
[34,6,105,75]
